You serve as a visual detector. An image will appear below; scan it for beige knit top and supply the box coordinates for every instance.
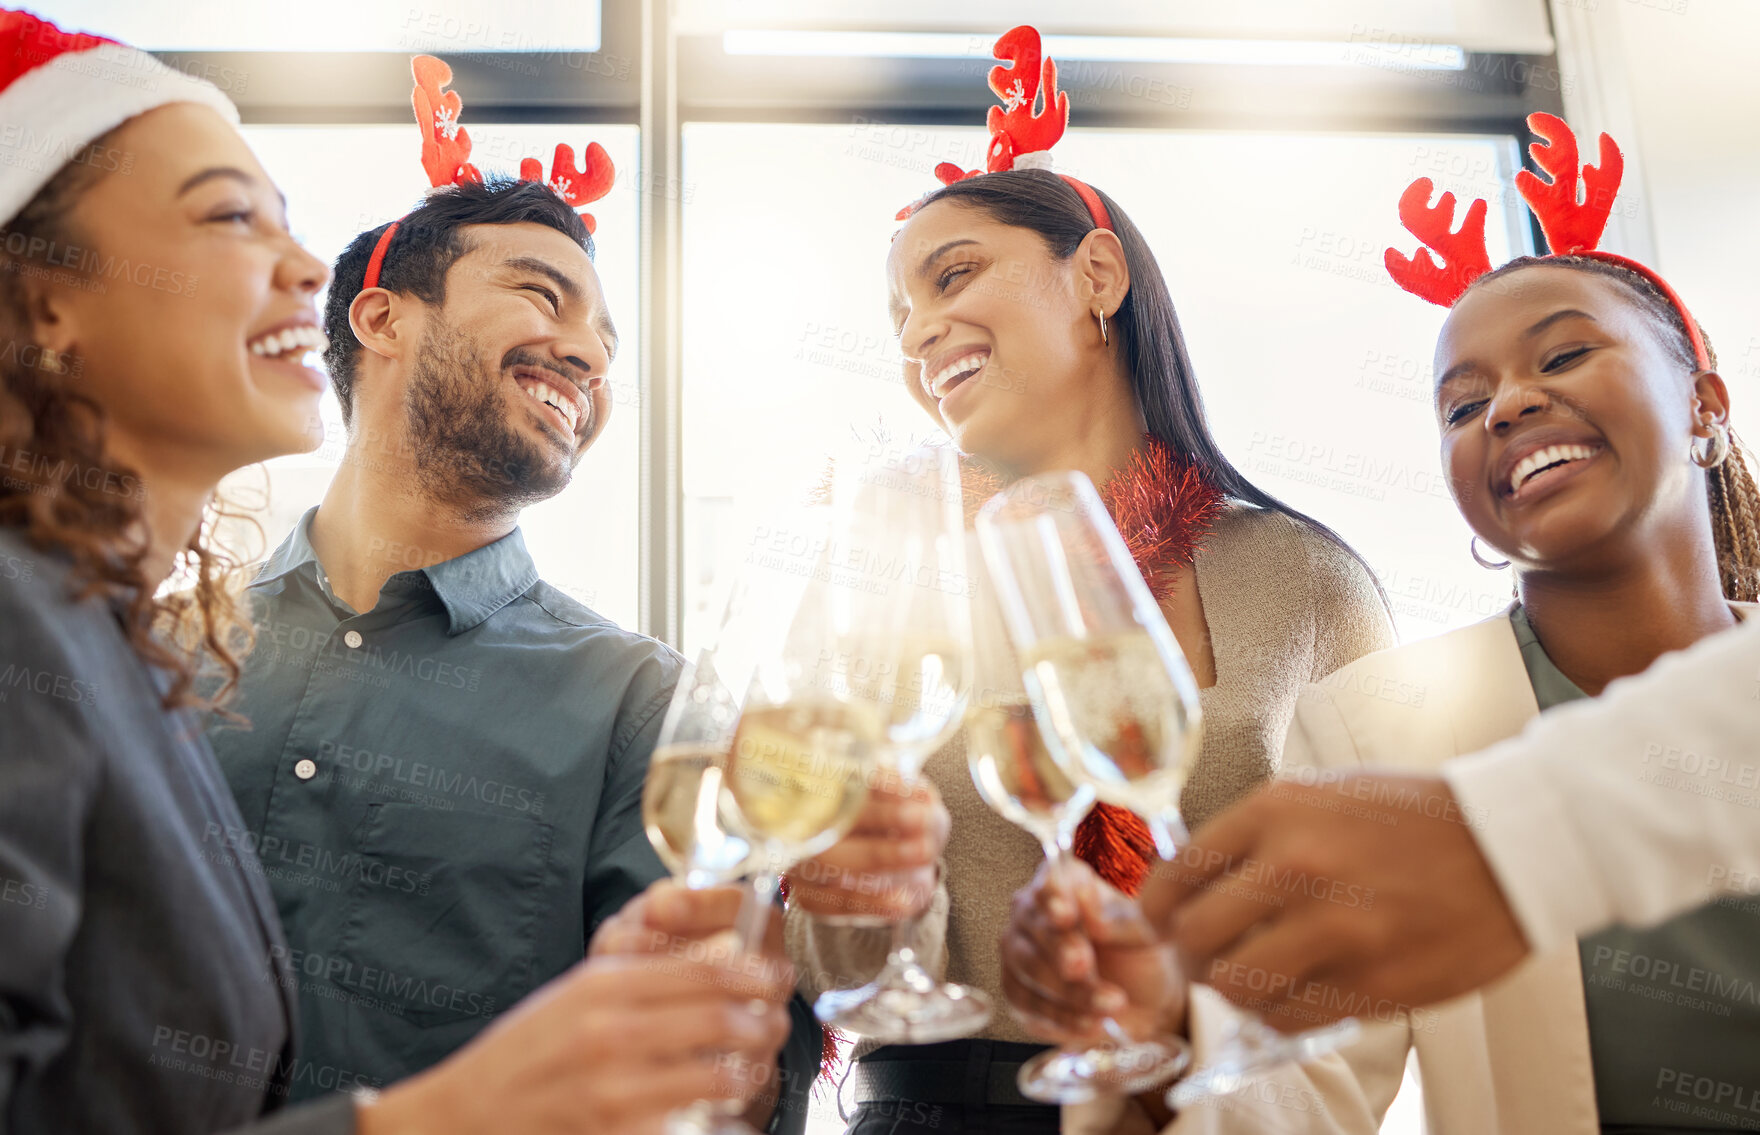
[785,503,1397,1050]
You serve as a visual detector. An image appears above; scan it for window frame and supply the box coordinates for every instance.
[153,0,1572,647]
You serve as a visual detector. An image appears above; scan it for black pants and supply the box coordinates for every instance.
[844,1041,1059,1135]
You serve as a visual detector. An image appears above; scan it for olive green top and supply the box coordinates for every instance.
[1511,603,1760,1134]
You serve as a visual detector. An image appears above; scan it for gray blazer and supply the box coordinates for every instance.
[0,528,352,1135]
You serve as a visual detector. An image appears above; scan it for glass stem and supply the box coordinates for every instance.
[700,873,784,1125]
[736,871,782,951]
[1147,812,1185,861]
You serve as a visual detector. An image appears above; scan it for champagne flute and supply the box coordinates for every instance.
[967,543,1190,1103]
[641,554,871,1135]
[642,655,765,1135]
[977,470,1359,1109]
[809,444,992,1043]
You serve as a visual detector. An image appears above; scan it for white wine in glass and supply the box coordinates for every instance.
[643,743,754,886]
[965,697,1094,848]
[640,660,771,1135]
[966,542,1187,1104]
[639,541,863,1135]
[978,470,1358,1109]
[808,443,990,1044]
[723,698,876,873]
[1019,629,1200,854]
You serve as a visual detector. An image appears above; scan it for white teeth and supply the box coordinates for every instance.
[1510,443,1599,492]
[929,350,989,394]
[516,377,579,433]
[247,324,328,361]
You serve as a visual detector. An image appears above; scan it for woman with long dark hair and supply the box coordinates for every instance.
[783,27,1395,1134]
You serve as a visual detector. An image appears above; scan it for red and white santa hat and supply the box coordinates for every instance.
[0,7,238,227]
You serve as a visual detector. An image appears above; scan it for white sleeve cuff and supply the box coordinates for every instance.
[1441,743,1612,954]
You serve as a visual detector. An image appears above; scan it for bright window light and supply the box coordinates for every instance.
[220,123,642,630]
[42,0,601,53]
[721,30,1465,70]
[680,123,1526,657]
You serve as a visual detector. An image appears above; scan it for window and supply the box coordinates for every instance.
[681,122,1527,653]
[45,0,600,52]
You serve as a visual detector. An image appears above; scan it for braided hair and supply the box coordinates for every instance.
[1471,255,1760,602]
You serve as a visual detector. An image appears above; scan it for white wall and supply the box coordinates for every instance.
[1601,0,1760,412]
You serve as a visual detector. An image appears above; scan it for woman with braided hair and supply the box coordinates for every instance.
[1009,117,1760,1135]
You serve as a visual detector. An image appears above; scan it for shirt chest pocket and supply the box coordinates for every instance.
[335,802,555,1028]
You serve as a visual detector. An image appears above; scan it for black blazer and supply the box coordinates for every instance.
[0,528,352,1135]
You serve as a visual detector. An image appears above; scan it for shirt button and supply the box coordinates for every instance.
[294,759,317,780]
[344,630,363,649]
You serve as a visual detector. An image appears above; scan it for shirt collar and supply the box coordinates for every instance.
[255,506,324,586]
[255,507,540,635]
[422,526,541,635]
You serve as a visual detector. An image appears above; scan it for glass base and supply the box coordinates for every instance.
[1017,1034,1191,1105]
[1166,1017,1361,1109]
[814,980,993,1045]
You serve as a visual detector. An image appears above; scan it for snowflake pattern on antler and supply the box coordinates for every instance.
[516,142,615,233]
[410,55,479,187]
[983,25,1068,173]
[893,25,1072,219]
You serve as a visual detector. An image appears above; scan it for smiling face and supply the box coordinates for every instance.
[26,102,330,478]
[368,220,616,510]
[886,198,1117,470]
[1434,263,1726,574]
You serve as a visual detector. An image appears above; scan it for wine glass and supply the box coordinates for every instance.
[641,557,871,1135]
[808,444,993,1043]
[642,657,765,1135]
[966,538,1190,1103]
[976,470,1359,1109]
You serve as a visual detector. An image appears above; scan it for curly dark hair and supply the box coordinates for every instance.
[0,128,256,711]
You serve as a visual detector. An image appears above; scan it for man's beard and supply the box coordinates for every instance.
[405,322,575,516]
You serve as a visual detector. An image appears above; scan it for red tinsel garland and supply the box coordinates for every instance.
[956,437,1224,895]
[804,438,1224,1083]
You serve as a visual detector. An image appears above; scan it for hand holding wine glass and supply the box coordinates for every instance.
[966,533,1188,1102]
[783,774,949,924]
[636,556,871,1135]
[978,471,1359,1109]
[1000,856,1187,1051]
[806,443,992,1043]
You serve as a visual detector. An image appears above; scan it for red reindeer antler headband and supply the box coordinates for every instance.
[896,25,1111,232]
[1385,112,1709,370]
[362,55,617,290]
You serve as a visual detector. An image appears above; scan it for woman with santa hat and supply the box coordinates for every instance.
[0,10,789,1134]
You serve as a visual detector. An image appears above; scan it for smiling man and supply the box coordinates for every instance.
[204,179,816,1130]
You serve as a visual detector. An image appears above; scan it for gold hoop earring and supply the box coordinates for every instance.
[1095,308,1109,347]
[1471,535,1510,570]
[1692,422,1730,469]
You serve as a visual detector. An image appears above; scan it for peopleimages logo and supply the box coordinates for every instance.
[268,945,498,1020]
[201,822,433,895]
[149,1026,377,1096]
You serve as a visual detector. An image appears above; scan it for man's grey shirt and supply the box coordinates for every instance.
[0,526,353,1135]
[207,509,684,1092]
